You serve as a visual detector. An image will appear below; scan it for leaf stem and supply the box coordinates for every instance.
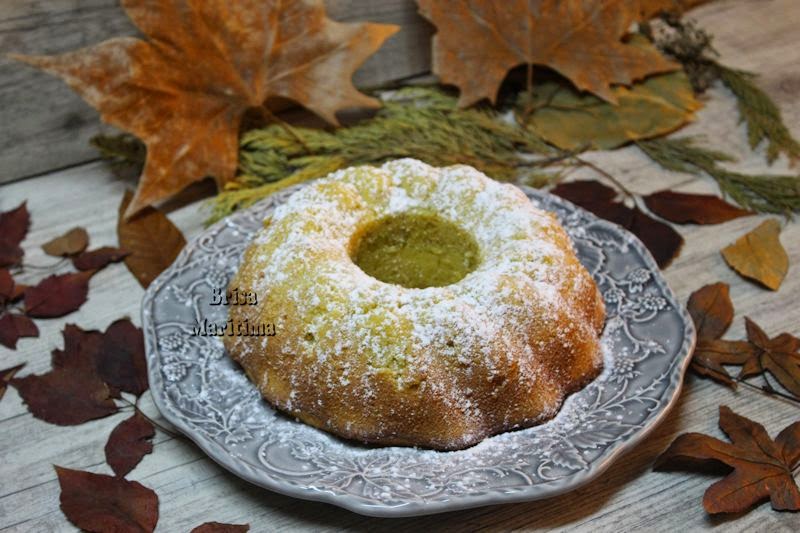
[736,377,800,407]
[118,396,183,439]
[257,106,311,153]
[573,156,637,199]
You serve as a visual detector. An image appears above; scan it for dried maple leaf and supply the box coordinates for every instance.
[644,191,753,224]
[41,227,90,257]
[0,364,25,402]
[105,412,155,478]
[687,282,734,340]
[721,219,788,291]
[741,318,800,398]
[55,465,159,533]
[551,180,683,268]
[0,202,30,267]
[73,246,131,271]
[655,406,800,514]
[24,271,94,318]
[11,366,117,425]
[0,313,39,349]
[13,1,399,217]
[95,319,149,397]
[118,191,186,288]
[418,0,678,107]
[692,339,756,387]
[192,523,250,533]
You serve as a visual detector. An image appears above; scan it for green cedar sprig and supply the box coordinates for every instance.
[650,15,800,164]
[210,87,555,222]
[637,136,800,214]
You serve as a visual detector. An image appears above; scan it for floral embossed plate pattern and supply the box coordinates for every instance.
[142,184,696,517]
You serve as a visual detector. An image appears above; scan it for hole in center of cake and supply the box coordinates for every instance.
[350,212,480,289]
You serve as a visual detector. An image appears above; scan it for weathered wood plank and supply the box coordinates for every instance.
[0,0,432,184]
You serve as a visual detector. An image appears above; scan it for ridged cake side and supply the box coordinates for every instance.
[225,159,605,450]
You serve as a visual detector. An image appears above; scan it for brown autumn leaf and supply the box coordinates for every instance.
[0,313,39,349]
[24,270,94,318]
[551,180,684,268]
[551,180,618,206]
[635,0,712,20]
[41,227,90,257]
[655,406,800,514]
[0,268,13,305]
[643,190,753,224]
[105,412,155,478]
[741,318,800,398]
[417,0,678,107]
[56,465,159,533]
[95,319,149,397]
[118,190,186,288]
[0,202,30,267]
[12,1,399,218]
[73,246,131,271]
[51,324,104,373]
[687,282,734,340]
[192,523,250,533]
[0,364,25,402]
[692,339,757,387]
[11,366,117,425]
[721,219,788,291]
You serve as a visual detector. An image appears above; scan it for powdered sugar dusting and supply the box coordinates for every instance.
[228,158,604,447]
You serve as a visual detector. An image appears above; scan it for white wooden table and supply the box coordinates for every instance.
[1,1,799,531]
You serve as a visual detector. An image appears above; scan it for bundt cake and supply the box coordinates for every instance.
[225,158,605,450]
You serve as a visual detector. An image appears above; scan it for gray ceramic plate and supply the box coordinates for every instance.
[142,185,695,517]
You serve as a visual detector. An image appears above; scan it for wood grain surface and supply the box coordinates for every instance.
[1,0,799,531]
[0,0,432,184]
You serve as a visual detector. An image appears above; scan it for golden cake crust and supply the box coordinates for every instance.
[225,159,605,450]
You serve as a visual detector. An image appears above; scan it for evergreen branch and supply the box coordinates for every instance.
[637,136,800,214]
[715,65,800,164]
[210,87,558,223]
[90,133,145,171]
[650,14,800,165]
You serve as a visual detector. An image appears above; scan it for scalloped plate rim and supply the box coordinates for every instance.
[142,183,696,517]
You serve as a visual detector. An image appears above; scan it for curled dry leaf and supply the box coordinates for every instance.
[0,313,39,349]
[0,268,14,304]
[551,180,683,268]
[12,0,398,217]
[55,466,159,533]
[0,364,25,402]
[117,191,186,289]
[41,227,89,257]
[0,202,30,267]
[418,0,677,107]
[742,318,800,398]
[643,190,753,224]
[49,320,148,397]
[105,412,155,478]
[687,282,734,340]
[23,270,94,318]
[72,246,130,271]
[692,339,756,387]
[191,522,250,533]
[11,366,117,425]
[721,219,788,290]
[95,319,148,397]
[655,406,800,514]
